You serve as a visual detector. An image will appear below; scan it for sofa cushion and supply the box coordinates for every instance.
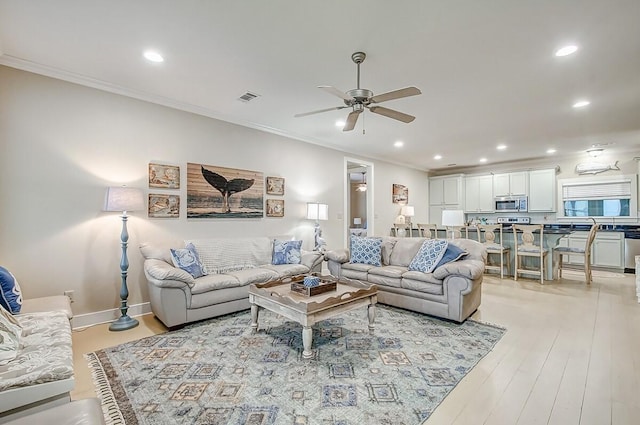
[189,237,273,274]
[262,263,309,277]
[367,266,406,288]
[350,236,382,266]
[401,272,444,295]
[170,243,207,278]
[341,262,374,281]
[139,242,177,265]
[381,239,398,265]
[0,266,22,314]
[408,239,449,273]
[227,268,279,286]
[389,238,426,267]
[272,240,302,265]
[190,274,241,294]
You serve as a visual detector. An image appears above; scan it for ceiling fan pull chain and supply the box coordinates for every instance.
[362,111,366,135]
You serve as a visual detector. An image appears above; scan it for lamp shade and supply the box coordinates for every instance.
[441,209,464,226]
[400,205,415,217]
[104,187,145,212]
[306,202,328,221]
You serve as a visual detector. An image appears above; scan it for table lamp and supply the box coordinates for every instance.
[442,209,465,240]
[104,186,145,331]
[401,205,415,226]
[306,202,328,251]
[353,217,362,228]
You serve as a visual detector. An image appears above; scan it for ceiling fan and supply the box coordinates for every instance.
[295,52,422,132]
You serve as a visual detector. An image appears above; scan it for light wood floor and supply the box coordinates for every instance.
[70,271,640,424]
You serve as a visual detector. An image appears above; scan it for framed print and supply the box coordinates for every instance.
[148,194,180,218]
[149,163,180,189]
[266,176,285,195]
[392,184,408,204]
[266,199,284,217]
[187,163,264,218]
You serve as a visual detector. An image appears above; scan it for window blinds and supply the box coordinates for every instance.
[562,180,632,200]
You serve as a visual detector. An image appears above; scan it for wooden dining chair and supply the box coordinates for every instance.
[513,224,547,284]
[477,224,511,279]
[393,223,412,237]
[416,223,438,239]
[553,219,599,284]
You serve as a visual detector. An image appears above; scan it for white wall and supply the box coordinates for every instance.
[0,66,428,316]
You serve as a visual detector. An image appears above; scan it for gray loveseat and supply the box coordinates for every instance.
[140,237,323,328]
[325,237,486,322]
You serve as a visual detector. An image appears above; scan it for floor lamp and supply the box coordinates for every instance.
[306,202,328,251]
[104,186,145,331]
[442,209,465,240]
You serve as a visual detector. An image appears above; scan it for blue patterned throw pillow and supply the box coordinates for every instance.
[350,236,382,266]
[408,239,449,273]
[272,240,302,265]
[0,266,23,314]
[170,243,207,278]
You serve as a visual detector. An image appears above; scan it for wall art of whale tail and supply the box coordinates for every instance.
[201,166,254,213]
[575,160,620,175]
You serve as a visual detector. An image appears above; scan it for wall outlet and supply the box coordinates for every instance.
[63,290,75,303]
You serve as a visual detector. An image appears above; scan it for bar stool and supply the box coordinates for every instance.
[416,223,438,239]
[553,219,599,284]
[477,224,511,279]
[513,224,547,284]
[393,223,412,237]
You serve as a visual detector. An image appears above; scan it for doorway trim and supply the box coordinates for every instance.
[344,157,374,247]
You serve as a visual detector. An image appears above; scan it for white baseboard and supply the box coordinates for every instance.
[71,302,152,330]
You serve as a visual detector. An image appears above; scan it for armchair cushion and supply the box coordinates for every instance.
[0,266,22,314]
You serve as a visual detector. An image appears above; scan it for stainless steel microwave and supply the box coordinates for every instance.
[494,196,528,212]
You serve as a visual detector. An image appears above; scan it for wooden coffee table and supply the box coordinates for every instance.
[248,275,378,359]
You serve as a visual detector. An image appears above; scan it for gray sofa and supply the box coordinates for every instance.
[140,237,324,328]
[325,237,486,322]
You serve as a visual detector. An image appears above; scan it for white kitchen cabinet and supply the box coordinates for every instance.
[528,168,556,212]
[464,174,494,213]
[493,171,528,197]
[429,175,463,206]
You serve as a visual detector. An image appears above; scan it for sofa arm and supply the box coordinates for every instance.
[144,259,195,288]
[433,259,485,281]
[301,250,324,271]
[324,249,349,263]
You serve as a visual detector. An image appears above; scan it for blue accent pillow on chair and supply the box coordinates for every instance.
[0,266,23,314]
[272,240,302,265]
[408,239,449,273]
[350,236,382,266]
[170,243,207,278]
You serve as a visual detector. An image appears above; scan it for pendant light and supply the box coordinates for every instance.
[356,172,367,192]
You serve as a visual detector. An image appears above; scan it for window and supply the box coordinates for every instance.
[559,175,637,219]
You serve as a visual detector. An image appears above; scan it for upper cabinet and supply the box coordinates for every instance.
[464,174,494,213]
[493,171,528,197]
[429,175,463,206]
[528,168,556,212]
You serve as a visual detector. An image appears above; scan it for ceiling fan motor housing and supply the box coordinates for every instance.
[346,89,373,105]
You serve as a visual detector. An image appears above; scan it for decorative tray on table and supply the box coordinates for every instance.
[289,275,337,297]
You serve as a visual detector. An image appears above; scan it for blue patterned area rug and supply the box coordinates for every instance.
[86,305,505,425]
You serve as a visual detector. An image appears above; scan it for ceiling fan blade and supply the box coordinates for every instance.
[343,110,362,131]
[294,106,347,118]
[368,106,416,123]
[319,85,353,101]
[370,87,422,104]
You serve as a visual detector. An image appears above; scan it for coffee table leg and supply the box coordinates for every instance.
[302,326,313,359]
[368,303,376,332]
[250,304,258,332]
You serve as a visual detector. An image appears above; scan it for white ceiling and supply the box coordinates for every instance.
[1,0,639,171]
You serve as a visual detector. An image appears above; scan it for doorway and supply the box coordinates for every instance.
[344,157,374,246]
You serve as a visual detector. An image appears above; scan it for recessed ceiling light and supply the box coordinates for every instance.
[555,45,578,57]
[335,120,345,127]
[496,144,507,150]
[479,158,488,163]
[573,100,590,108]
[394,141,404,148]
[143,50,164,63]
[434,154,442,160]
[547,148,557,154]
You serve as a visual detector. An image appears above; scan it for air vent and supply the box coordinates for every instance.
[237,91,261,103]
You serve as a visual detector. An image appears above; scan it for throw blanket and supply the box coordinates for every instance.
[188,237,273,274]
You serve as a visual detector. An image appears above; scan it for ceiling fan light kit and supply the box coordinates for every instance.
[295,52,422,131]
